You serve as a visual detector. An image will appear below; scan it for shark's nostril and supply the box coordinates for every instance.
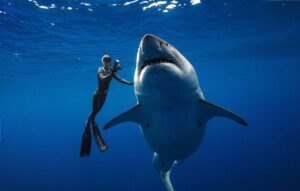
[143,34,154,41]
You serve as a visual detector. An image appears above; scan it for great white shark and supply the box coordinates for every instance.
[104,34,247,191]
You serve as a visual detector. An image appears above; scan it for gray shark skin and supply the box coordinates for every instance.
[104,34,247,191]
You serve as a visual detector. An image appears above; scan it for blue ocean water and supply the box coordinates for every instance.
[1,0,300,190]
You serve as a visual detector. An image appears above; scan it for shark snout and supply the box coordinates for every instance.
[137,34,179,74]
[142,34,156,41]
[141,34,162,51]
[142,34,161,42]
[139,34,171,61]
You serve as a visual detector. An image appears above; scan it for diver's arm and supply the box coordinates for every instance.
[111,60,133,85]
[101,73,114,79]
[112,73,134,85]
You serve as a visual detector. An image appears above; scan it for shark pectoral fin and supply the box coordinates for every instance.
[104,104,142,129]
[200,100,248,126]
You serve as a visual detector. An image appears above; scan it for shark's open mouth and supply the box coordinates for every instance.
[141,57,175,71]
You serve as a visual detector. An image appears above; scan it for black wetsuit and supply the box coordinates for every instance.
[88,66,133,121]
[80,66,133,156]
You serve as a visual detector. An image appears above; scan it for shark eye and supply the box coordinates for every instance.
[165,43,169,46]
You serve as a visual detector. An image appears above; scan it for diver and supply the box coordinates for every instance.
[80,54,133,157]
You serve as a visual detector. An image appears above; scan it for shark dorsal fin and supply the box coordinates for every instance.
[200,99,248,126]
[104,104,143,129]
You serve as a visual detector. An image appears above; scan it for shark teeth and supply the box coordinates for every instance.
[141,57,175,71]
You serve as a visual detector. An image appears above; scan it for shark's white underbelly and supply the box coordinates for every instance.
[138,93,206,161]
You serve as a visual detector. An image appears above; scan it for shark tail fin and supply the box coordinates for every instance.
[161,171,174,191]
[200,99,248,126]
[153,153,175,191]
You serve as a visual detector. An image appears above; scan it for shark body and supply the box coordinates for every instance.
[105,34,247,191]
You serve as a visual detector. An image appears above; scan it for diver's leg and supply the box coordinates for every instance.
[80,90,103,157]
[90,90,108,152]
[88,90,104,122]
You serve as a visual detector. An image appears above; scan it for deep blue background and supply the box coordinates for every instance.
[1,0,300,191]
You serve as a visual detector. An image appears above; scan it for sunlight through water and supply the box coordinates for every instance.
[26,0,201,13]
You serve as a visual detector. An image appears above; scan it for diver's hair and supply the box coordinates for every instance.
[102,54,111,63]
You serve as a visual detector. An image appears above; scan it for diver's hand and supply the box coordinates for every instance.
[112,60,121,73]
